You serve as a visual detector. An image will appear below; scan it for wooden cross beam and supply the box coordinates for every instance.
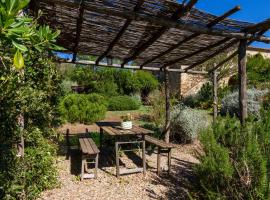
[140,6,241,68]
[183,39,239,71]
[60,59,209,74]
[164,37,230,67]
[120,0,198,67]
[95,0,145,65]
[243,18,270,33]
[238,39,248,125]
[72,0,85,62]
[208,30,267,73]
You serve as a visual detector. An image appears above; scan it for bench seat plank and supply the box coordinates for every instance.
[145,135,174,149]
[79,138,99,155]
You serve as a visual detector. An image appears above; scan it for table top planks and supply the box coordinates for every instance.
[98,122,154,136]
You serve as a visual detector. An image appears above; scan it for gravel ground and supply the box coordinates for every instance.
[38,140,200,200]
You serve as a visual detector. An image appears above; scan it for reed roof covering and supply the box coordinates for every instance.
[29,0,270,71]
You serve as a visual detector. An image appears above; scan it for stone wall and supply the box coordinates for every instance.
[179,73,207,97]
[167,47,270,97]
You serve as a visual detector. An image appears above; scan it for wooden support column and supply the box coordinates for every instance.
[164,68,170,143]
[212,70,218,124]
[238,39,248,125]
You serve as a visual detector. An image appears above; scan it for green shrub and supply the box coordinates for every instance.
[182,95,201,108]
[171,105,211,143]
[60,80,76,94]
[193,112,270,199]
[247,54,270,88]
[135,71,159,103]
[148,89,166,128]
[108,96,140,111]
[59,93,107,123]
[263,92,270,109]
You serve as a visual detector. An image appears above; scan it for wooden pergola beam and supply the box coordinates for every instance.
[95,0,145,65]
[209,52,237,73]
[60,59,209,74]
[121,0,198,68]
[164,67,170,143]
[164,37,230,67]
[244,18,270,33]
[72,0,85,62]
[140,5,241,68]
[238,40,248,125]
[184,39,239,71]
[212,70,218,123]
[208,30,267,73]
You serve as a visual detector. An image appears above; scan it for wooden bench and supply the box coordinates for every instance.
[144,135,174,175]
[79,137,100,180]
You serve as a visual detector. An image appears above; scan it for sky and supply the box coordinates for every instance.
[179,0,270,48]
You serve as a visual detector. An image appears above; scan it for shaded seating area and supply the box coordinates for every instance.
[67,124,175,179]
[29,0,270,135]
[30,0,270,193]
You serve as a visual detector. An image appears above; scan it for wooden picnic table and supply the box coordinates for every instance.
[96,122,153,178]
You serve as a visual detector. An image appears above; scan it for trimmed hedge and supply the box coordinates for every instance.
[59,93,107,123]
[108,96,141,111]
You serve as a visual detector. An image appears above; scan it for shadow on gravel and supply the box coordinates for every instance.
[147,158,197,200]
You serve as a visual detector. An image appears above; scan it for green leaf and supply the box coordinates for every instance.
[12,40,27,52]
[50,44,66,51]
[13,50,24,69]
[8,0,16,14]
[18,0,30,10]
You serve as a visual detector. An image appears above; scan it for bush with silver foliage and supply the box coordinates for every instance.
[171,104,211,143]
[221,88,268,118]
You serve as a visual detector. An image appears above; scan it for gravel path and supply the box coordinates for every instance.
[38,141,200,200]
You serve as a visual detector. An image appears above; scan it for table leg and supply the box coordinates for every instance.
[142,134,146,176]
[168,148,171,174]
[81,155,85,181]
[100,128,103,148]
[95,154,99,179]
[115,141,120,178]
[157,147,161,176]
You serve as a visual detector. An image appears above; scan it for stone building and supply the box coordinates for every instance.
[168,46,270,97]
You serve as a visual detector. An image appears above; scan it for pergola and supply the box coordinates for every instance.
[29,0,270,142]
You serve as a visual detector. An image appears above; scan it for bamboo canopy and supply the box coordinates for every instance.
[29,0,270,72]
[29,0,270,142]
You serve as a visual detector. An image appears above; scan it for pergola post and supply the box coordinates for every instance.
[238,39,248,125]
[164,68,170,143]
[212,70,218,124]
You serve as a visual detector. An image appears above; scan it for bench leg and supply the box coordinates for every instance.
[66,129,70,160]
[142,134,146,176]
[157,147,161,176]
[95,154,99,179]
[115,142,120,178]
[168,148,172,174]
[100,128,103,148]
[81,156,85,181]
